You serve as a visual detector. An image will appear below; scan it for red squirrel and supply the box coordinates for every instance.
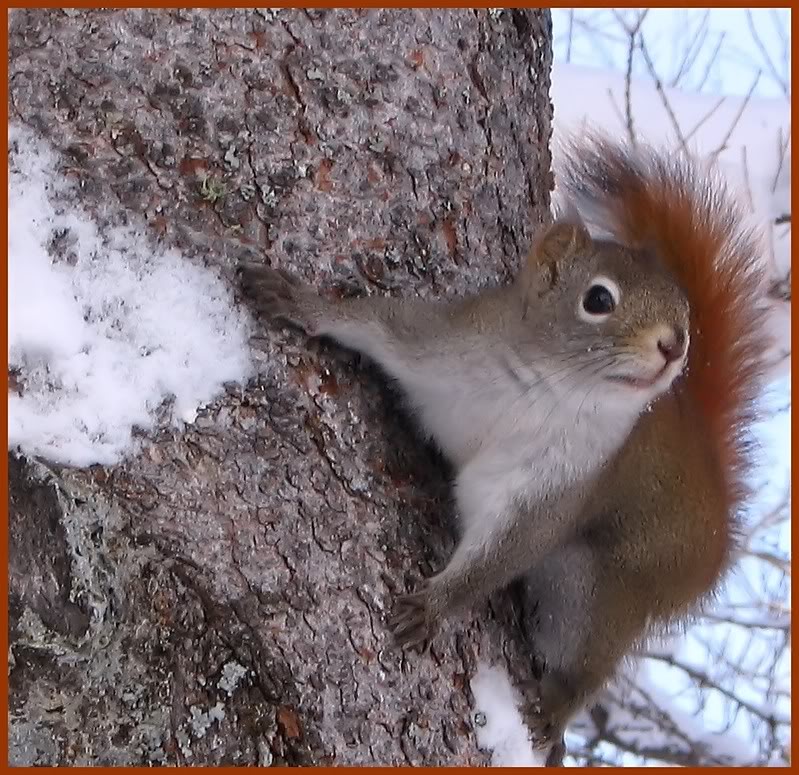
[239,199,690,648]
[238,135,767,764]
[519,136,768,764]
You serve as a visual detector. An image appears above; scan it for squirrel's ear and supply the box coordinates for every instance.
[530,219,592,270]
[553,197,587,228]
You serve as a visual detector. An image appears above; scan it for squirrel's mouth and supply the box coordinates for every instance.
[606,363,674,391]
[606,373,659,389]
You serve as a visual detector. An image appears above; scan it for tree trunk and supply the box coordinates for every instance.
[8,8,553,765]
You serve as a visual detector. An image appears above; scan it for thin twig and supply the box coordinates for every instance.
[611,6,648,146]
[746,9,789,97]
[642,653,791,726]
[739,146,756,214]
[670,9,710,88]
[684,94,727,143]
[707,71,762,164]
[701,609,791,633]
[637,35,688,154]
[605,87,627,131]
[738,548,791,576]
[623,28,637,144]
[695,31,726,93]
[565,9,574,63]
[770,125,791,194]
[768,8,790,95]
[571,17,628,67]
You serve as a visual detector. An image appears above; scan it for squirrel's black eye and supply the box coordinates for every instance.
[582,285,616,315]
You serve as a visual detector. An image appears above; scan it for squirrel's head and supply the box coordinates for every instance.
[521,218,690,409]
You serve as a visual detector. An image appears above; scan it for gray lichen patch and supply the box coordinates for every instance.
[218,660,249,696]
[189,701,227,738]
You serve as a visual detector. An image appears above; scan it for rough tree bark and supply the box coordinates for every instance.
[8,8,553,765]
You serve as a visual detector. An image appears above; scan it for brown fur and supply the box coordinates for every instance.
[562,136,767,525]
[521,137,770,760]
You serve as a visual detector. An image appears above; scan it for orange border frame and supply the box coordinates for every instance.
[2,3,795,772]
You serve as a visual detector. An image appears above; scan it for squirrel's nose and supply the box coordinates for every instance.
[658,326,687,364]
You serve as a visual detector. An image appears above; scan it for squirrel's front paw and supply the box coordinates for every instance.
[520,689,567,766]
[388,586,437,650]
[238,262,321,334]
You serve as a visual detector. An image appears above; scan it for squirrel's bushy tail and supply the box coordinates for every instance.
[559,135,768,519]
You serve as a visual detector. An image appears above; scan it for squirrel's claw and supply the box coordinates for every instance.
[544,738,566,767]
[522,697,566,767]
[388,588,435,650]
[237,263,317,334]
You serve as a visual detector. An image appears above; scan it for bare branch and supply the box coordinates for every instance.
[701,608,791,633]
[642,653,790,727]
[771,125,791,194]
[620,20,641,144]
[739,145,756,214]
[605,87,628,133]
[565,9,574,64]
[738,547,791,576]
[768,9,790,93]
[570,16,628,67]
[684,93,727,143]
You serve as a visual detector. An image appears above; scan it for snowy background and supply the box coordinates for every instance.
[7,7,791,768]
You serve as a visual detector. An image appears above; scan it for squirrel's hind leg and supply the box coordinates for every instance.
[519,542,649,758]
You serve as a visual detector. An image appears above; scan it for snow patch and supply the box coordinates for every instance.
[470,663,548,767]
[8,124,254,466]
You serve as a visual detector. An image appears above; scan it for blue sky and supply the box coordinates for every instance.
[552,8,791,99]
